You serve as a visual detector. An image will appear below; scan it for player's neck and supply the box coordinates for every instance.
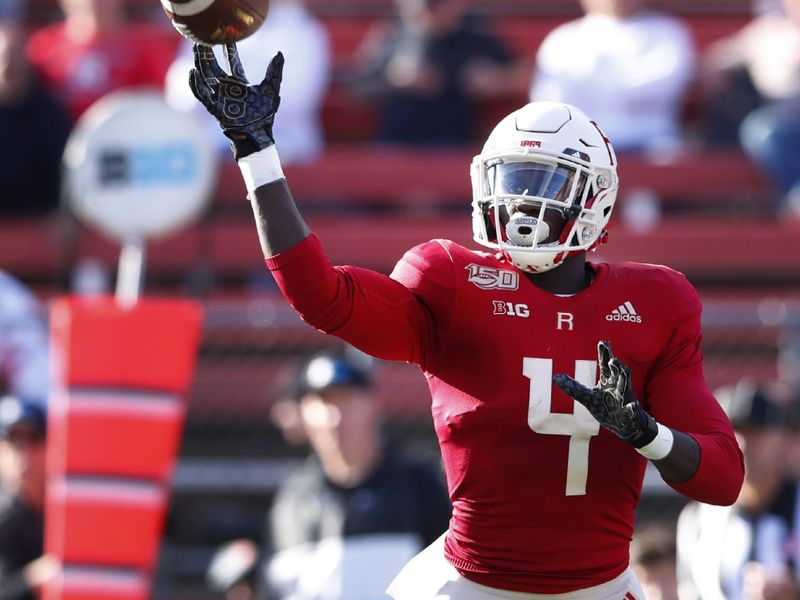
[525,255,593,295]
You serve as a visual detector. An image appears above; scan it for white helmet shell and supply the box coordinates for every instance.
[470,102,619,273]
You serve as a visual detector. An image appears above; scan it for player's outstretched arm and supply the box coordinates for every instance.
[189,43,309,257]
[188,43,432,365]
[554,341,700,483]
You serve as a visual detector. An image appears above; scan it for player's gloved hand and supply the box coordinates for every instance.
[553,341,659,449]
[189,43,284,160]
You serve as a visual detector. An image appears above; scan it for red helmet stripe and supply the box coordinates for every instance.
[590,121,614,166]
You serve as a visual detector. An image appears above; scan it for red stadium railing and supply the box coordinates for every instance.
[216,146,771,208]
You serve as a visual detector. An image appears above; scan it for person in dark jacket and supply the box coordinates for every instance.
[208,351,451,600]
[0,397,56,600]
[350,0,520,144]
[0,23,70,215]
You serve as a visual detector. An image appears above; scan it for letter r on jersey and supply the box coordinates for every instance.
[557,312,574,330]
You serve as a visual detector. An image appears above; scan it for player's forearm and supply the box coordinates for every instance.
[651,429,699,483]
[240,148,425,362]
[250,180,311,257]
[667,430,744,505]
[240,146,311,257]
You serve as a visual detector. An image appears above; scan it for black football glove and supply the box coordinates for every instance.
[553,341,658,449]
[189,43,284,160]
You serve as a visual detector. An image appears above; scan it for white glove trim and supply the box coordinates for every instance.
[238,145,285,198]
[636,423,674,461]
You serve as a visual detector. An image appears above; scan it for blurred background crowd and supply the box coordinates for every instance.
[0,0,798,598]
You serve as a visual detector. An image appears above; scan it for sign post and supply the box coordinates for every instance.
[44,91,217,599]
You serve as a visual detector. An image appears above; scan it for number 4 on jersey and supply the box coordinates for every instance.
[524,358,600,496]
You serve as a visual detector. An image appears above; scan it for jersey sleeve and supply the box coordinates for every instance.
[265,235,453,366]
[644,276,744,505]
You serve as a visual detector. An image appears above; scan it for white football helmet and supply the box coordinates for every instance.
[470,102,619,273]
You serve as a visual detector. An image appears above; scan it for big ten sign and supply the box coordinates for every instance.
[63,90,218,242]
[45,91,212,600]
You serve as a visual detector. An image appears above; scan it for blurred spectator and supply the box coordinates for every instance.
[701,0,800,144]
[0,23,70,215]
[165,0,330,165]
[630,522,678,600]
[26,0,176,122]
[677,381,800,600]
[782,387,800,480]
[0,271,48,407]
[741,0,800,215]
[741,97,800,215]
[0,396,56,599]
[207,352,451,600]
[350,0,521,144]
[0,0,24,22]
[788,0,800,27]
[530,0,695,152]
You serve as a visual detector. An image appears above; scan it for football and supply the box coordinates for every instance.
[161,0,270,45]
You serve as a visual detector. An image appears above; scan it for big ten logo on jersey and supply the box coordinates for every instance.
[99,143,199,187]
[493,301,530,318]
[466,264,519,291]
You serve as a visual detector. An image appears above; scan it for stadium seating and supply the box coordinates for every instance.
[4,204,797,288]
[23,0,756,144]
[24,0,755,20]
[216,145,771,208]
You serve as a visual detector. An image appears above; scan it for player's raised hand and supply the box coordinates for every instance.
[554,341,659,449]
[189,43,284,160]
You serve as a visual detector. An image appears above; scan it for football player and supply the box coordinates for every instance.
[189,43,744,599]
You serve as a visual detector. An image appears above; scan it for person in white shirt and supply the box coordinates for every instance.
[530,0,695,153]
[710,0,800,213]
[165,0,330,165]
[677,381,800,600]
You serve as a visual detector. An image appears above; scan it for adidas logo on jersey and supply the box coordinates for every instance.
[606,301,642,323]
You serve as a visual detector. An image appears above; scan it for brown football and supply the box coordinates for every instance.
[161,0,270,45]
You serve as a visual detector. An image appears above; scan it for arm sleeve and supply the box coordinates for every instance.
[265,235,449,366]
[644,279,744,505]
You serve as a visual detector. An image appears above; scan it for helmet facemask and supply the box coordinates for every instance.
[470,102,619,274]
[472,148,615,273]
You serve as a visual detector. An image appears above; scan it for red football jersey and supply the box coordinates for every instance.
[266,235,743,593]
[26,24,176,121]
